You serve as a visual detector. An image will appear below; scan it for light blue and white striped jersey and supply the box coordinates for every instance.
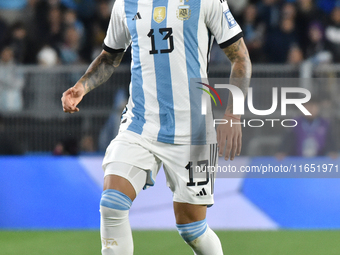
[103,0,243,145]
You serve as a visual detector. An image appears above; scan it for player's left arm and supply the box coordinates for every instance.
[217,37,252,160]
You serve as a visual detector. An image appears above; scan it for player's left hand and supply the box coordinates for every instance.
[216,114,242,160]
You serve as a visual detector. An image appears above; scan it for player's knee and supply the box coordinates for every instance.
[176,219,207,243]
[100,189,132,219]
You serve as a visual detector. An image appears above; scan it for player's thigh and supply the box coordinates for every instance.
[102,131,161,200]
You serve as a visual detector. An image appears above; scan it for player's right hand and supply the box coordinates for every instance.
[61,83,85,113]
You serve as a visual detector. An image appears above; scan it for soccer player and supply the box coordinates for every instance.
[61,0,251,253]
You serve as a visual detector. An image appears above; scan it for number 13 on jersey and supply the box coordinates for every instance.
[147,27,174,54]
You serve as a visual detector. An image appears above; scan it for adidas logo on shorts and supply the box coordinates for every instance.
[196,188,207,196]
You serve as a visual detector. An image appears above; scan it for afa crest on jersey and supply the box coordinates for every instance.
[153,6,166,23]
[177,5,191,20]
[223,8,237,28]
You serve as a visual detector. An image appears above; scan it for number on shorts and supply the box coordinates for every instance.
[185,160,209,186]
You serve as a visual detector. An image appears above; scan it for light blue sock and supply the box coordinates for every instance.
[177,219,223,255]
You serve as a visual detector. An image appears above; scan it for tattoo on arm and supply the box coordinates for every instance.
[223,38,252,114]
[79,51,124,94]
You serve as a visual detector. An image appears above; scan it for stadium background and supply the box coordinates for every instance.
[1,0,340,254]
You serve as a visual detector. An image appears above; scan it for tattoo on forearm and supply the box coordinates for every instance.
[223,39,252,114]
[79,52,124,94]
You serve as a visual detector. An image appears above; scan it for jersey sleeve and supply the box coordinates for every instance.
[205,0,243,49]
[103,0,131,53]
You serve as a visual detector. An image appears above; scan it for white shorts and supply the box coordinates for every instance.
[102,130,218,206]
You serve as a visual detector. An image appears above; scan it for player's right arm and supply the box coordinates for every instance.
[61,50,124,114]
[62,0,129,114]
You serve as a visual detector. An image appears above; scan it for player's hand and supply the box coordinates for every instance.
[216,114,242,160]
[61,83,85,113]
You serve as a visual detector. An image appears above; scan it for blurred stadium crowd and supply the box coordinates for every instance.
[0,0,115,66]
[0,0,340,156]
[0,0,339,66]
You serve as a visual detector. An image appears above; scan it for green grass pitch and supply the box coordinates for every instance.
[1,230,340,254]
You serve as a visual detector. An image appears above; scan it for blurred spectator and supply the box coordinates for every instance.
[0,115,22,155]
[53,138,79,155]
[287,44,304,65]
[0,17,9,49]
[281,2,296,20]
[296,0,325,56]
[257,0,281,32]
[94,0,111,32]
[305,22,332,64]
[324,6,340,63]
[228,0,248,19]
[240,4,266,62]
[59,26,82,64]
[9,22,38,64]
[43,6,64,50]
[63,8,85,44]
[29,44,60,118]
[37,45,59,66]
[33,0,58,45]
[265,18,298,63]
[60,0,96,61]
[0,0,27,25]
[306,22,324,58]
[0,46,24,112]
[91,0,111,59]
[0,0,338,66]
[23,0,39,20]
[276,99,337,158]
[80,133,96,153]
[9,22,27,63]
